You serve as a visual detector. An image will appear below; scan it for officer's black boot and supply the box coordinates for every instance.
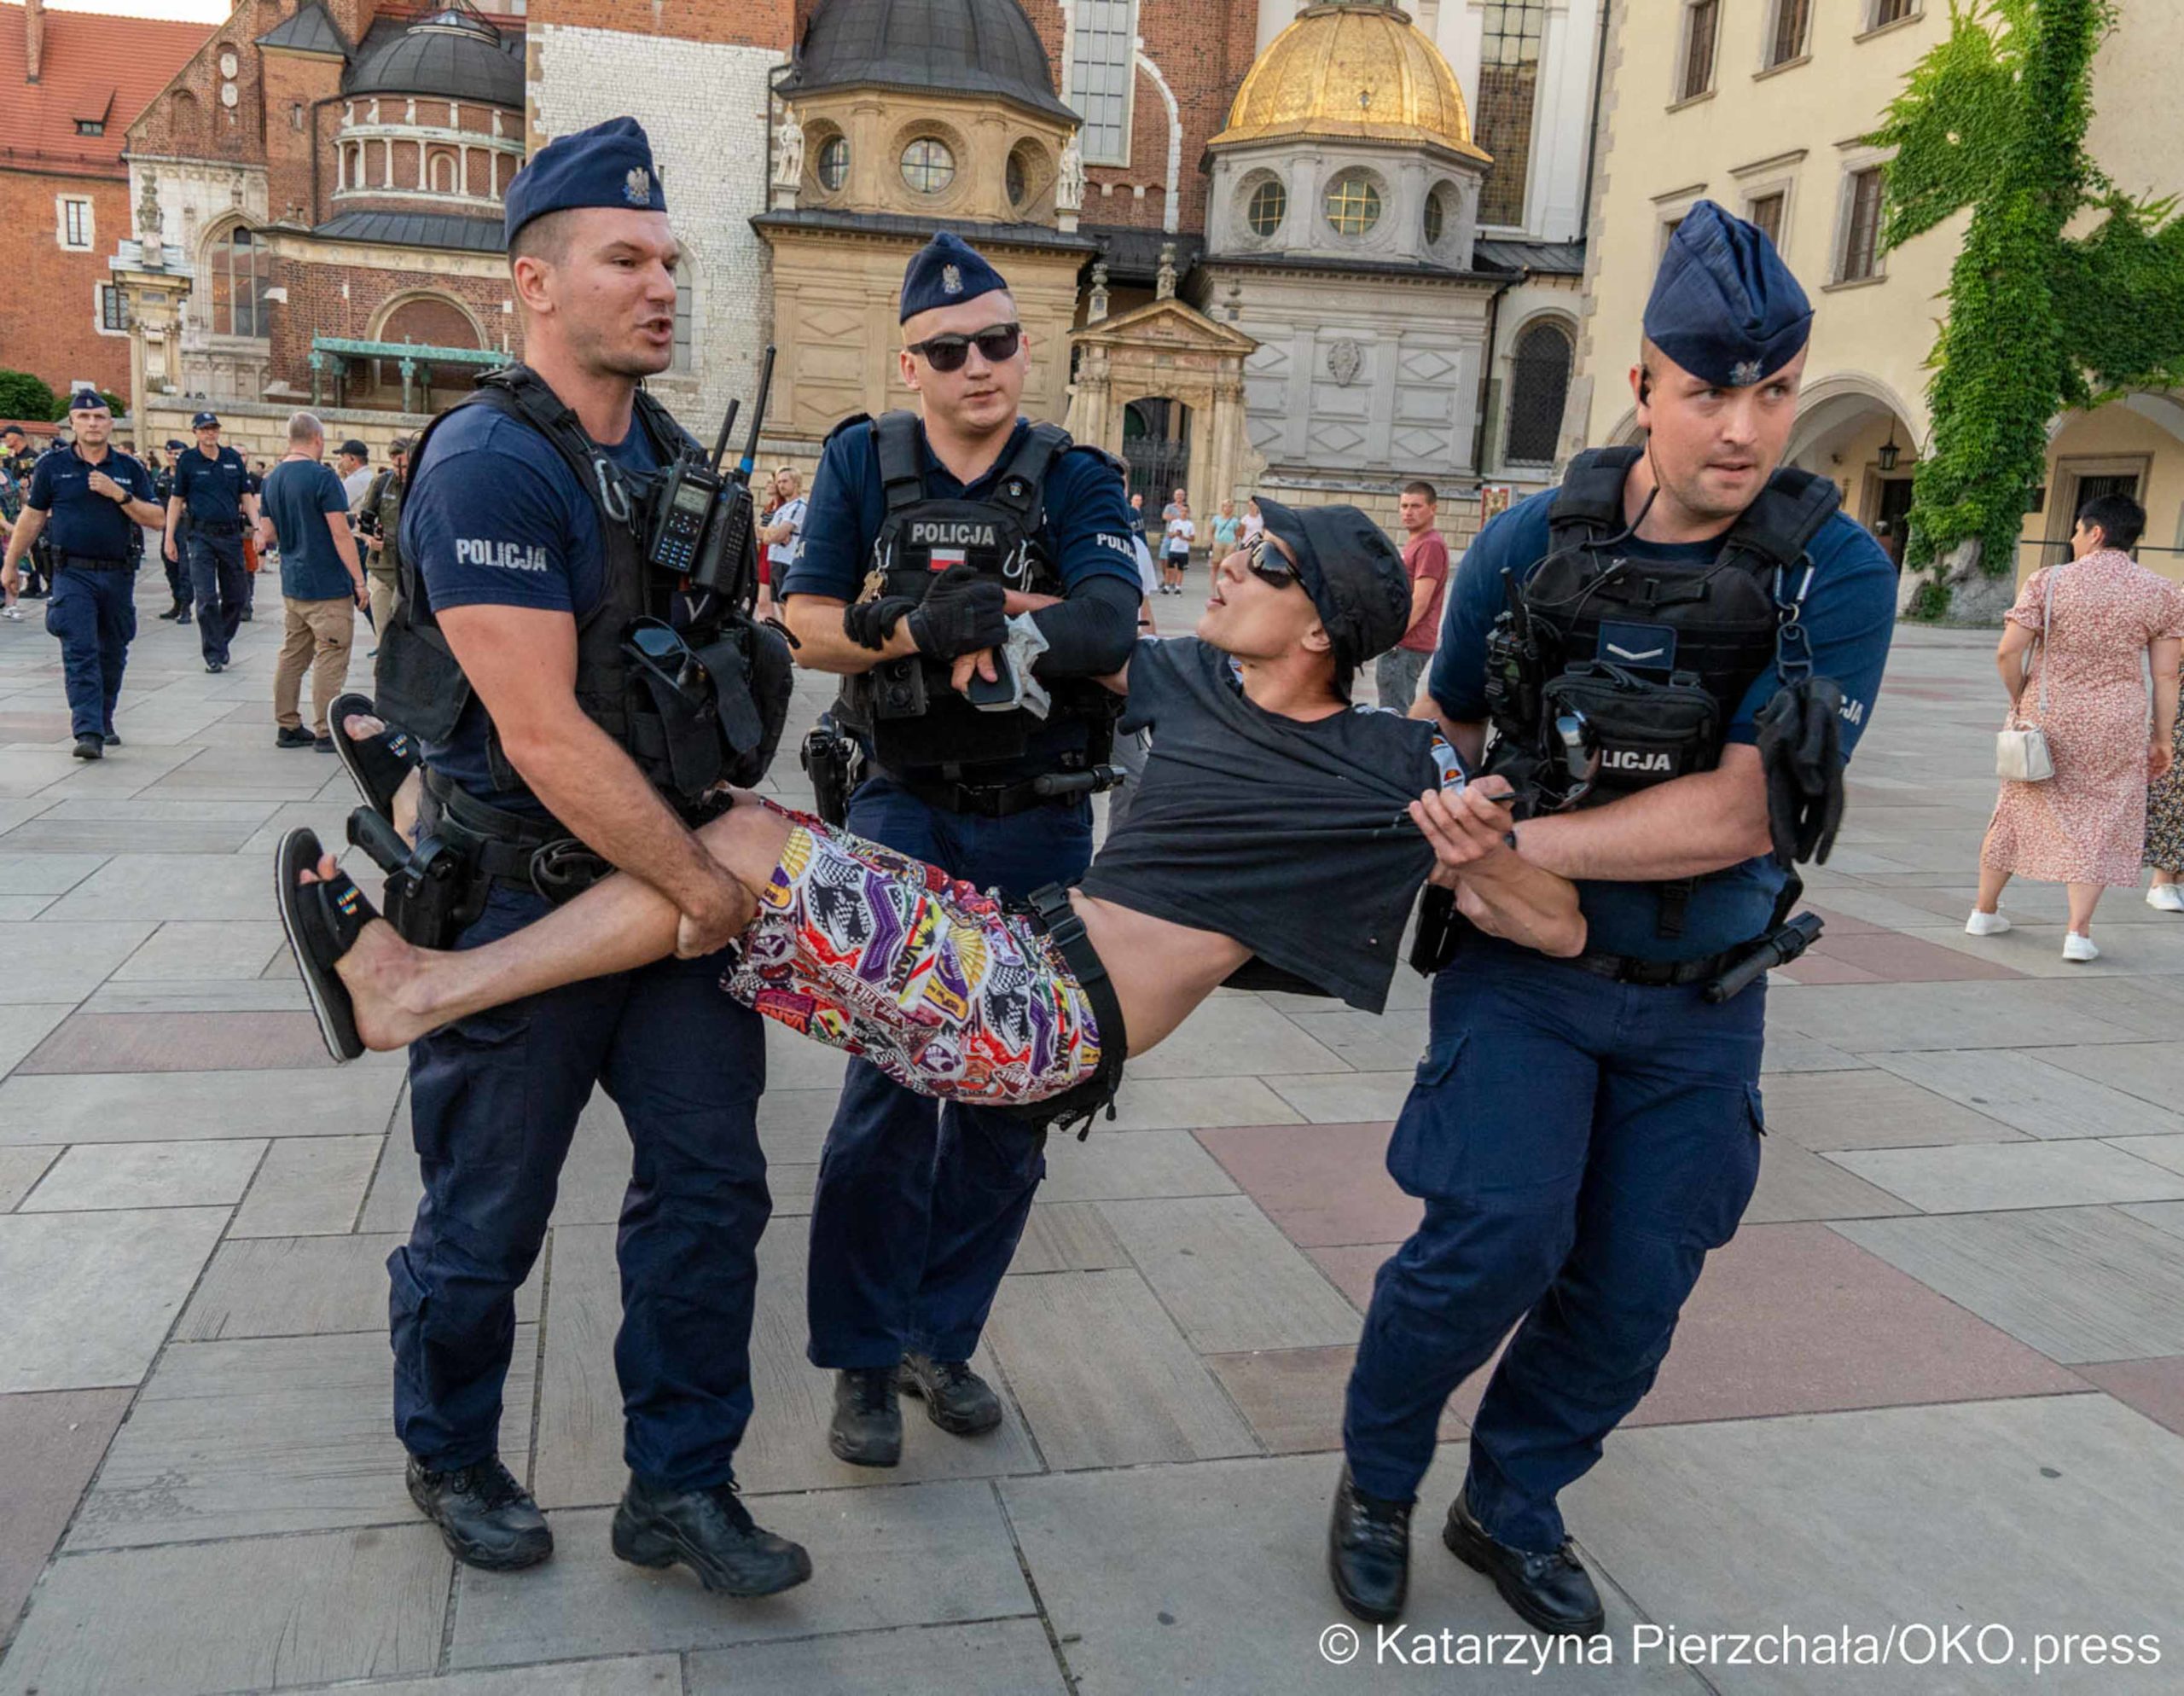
[405,1455,552,1571]
[1327,1466,1411,1624]
[897,1351,1002,1436]
[1443,1488,1604,1637]
[72,735,102,761]
[828,1366,903,1467]
[611,1476,812,1597]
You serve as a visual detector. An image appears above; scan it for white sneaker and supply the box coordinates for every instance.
[1965,908,2012,937]
[2063,932,2100,963]
[2149,885,2184,913]
[1,605,19,620]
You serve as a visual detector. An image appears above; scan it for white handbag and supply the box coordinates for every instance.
[1995,566,2057,782]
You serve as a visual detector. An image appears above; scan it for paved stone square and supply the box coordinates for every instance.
[3,586,2184,1693]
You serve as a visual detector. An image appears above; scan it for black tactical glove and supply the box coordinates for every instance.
[1754,677,1846,868]
[905,563,1008,661]
[843,596,917,651]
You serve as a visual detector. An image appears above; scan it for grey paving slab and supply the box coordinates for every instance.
[19,1136,267,1211]
[0,894,53,920]
[0,851,107,892]
[177,1232,541,1340]
[40,849,278,922]
[0,919,155,1005]
[1126,995,1352,1080]
[752,1085,849,1164]
[1010,1199,1130,1272]
[1836,1208,2184,1363]
[1564,1395,2184,1693]
[2120,1199,2184,1240]
[2106,1134,2184,1180]
[0,1003,69,1083]
[360,1131,425,1233]
[2033,1041,2184,1111]
[1098,1194,1362,1353]
[1742,1137,1920,1223]
[1107,1072,1304,1130]
[0,1386,132,1646]
[0,1524,450,1695]
[0,1206,229,1391]
[1280,1004,1430,1074]
[229,1133,386,1235]
[449,1484,1033,1666]
[1767,979,2169,1053]
[304,1661,683,1696]
[0,1144,57,1210]
[1756,1067,2024,1151]
[1265,1069,1416,1123]
[1002,1452,1699,1696]
[70,1327,537,1549]
[688,1619,1066,1695]
[764,1018,849,1091]
[0,1064,404,1143]
[984,1267,1258,1469]
[1870,1048,2184,1141]
[1758,1031,1871,1072]
[0,748,99,797]
[1828,1139,2184,1213]
[1037,1127,1239,1203]
[112,919,287,980]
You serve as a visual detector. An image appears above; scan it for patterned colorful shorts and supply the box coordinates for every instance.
[722,810,1104,1107]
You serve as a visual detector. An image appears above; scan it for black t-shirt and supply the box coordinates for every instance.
[1078,639,1458,1013]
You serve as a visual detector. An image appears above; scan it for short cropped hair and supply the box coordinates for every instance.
[287,410,325,446]
[2077,491,2146,554]
[509,207,576,270]
[1401,480,1438,506]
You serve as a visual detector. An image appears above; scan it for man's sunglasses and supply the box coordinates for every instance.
[1244,537,1301,590]
[905,322,1024,374]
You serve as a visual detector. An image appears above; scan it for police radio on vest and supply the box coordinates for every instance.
[910,520,999,549]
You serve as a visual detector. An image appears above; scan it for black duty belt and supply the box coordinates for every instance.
[1012,883,1128,1139]
[193,519,244,537]
[421,769,612,904]
[880,764,1082,819]
[1565,946,1744,988]
[58,554,131,571]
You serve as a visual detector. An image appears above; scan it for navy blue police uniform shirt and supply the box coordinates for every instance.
[171,444,249,526]
[785,415,1141,782]
[1428,489,1897,961]
[261,459,354,600]
[400,403,663,814]
[26,445,156,560]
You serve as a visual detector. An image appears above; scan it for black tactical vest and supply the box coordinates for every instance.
[835,411,1107,779]
[374,364,712,811]
[1487,445,1839,804]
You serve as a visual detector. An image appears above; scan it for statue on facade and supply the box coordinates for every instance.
[1156,241,1178,301]
[136,176,163,254]
[1087,260,1111,322]
[1057,135,1086,212]
[774,107,806,190]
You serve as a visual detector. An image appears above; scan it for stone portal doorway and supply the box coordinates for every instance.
[1124,398,1193,512]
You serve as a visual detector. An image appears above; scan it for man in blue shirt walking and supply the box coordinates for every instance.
[165,409,259,672]
[1327,203,1899,1630]
[255,411,366,751]
[1,391,165,759]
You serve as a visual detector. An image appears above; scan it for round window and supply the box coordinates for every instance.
[1246,179,1287,238]
[816,135,849,192]
[1323,171,1382,238]
[1423,185,1449,248]
[900,137,957,196]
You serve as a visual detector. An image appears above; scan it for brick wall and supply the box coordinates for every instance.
[0,168,134,398]
[266,253,520,394]
[526,0,792,49]
[259,49,346,225]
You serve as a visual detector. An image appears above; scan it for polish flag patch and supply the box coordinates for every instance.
[930,549,967,572]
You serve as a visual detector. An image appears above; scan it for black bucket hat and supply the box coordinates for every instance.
[1251,497,1413,670]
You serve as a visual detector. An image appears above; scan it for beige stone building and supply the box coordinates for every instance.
[1571,0,2184,592]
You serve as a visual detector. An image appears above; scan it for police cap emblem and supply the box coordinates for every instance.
[1729,357,1763,387]
[943,264,963,295]
[624,166,653,206]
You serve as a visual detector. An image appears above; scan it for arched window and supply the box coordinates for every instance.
[208,224,270,338]
[1506,320,1573,463]
[671,261,694,374]
[430,152,455,193]
[1246,178,1287,239]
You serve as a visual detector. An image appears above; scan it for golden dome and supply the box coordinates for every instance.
[1210,1,1489,160]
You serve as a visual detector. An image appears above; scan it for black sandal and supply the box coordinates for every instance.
[275,828,377,1063]
[329,692,421,822]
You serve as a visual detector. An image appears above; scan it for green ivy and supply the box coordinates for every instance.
[1868,0,2184,609]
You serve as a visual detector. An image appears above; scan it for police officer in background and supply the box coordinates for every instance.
[375,117,806,1597]
[1,391,164,758]
[166,409,258,673]
[782,233,1140,1467]
[1328,204,1899,1629]
[154,438,195,624]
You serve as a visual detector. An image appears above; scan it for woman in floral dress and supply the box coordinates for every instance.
[2146,696,2184,911]
[1970,494,2184,960]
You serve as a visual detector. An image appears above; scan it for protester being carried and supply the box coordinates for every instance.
[278,502,1585,1117]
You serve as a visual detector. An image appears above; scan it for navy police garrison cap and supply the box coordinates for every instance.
[503,117,665,247]
[1643,200,1812,389]
[899,231,1010,323]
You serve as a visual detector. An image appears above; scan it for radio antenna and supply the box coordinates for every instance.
[736,346,776,481]
[710,400,740,475]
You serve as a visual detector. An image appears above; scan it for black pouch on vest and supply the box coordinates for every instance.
[1543,662,1722,793]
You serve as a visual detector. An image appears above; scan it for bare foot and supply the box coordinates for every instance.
[340,712,386,740]
[298,852,445,1049]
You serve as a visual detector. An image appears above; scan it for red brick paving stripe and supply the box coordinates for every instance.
[16,1012,337,1073]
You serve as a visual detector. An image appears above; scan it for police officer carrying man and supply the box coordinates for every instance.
[166,409,258,673]
[781,233,1140,1467]
[1327,204,1899,1629]
[2,392,164,758]
[371,117,808,1596]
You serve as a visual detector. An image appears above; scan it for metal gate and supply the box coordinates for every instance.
[1122,398,1192,510]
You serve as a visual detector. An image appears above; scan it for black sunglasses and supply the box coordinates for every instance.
[906,322,1024,374]
[1244,536,1301,590]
